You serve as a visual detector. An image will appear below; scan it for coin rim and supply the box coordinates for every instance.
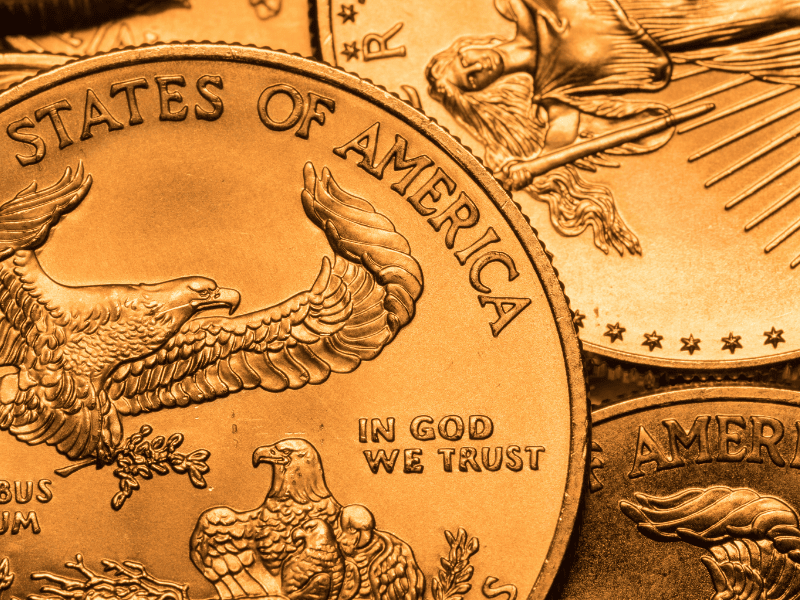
[310,1,800,373]
[594,384,800,424]
[0,43,588,600]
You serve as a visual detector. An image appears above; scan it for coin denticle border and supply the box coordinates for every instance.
[0,44,588,600]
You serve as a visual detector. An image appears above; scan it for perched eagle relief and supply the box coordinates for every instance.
[0,160,423,510]
[622,486,800,600]
[2,438,517,600]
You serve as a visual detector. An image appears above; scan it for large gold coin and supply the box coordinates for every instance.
[0,45,586,600]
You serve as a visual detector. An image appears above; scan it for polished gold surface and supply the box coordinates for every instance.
[560,384,800,599]
[0,45,586,600]
[315,0,800,371]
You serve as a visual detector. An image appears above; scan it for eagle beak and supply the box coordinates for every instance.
[291,527,305,542]
[195,288,241,315]
[252,445,288,467]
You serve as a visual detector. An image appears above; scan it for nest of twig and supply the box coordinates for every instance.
[25,555,189,600]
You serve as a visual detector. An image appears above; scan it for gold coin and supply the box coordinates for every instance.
[0,0,312,90]
[0,45,586,600]
[560,384,800,599]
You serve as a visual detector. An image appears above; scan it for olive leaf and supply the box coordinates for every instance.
[110,425,211,510]
[432,528,480,600]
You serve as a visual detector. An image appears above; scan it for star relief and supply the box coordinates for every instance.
[764,326,785,349]
[604,322,626,343]
[721,333,743,354]
[342,41,360,61]
[572,310,586,329]
[337,4,357,23]
[641,331,663,352]
[680,334,701,355]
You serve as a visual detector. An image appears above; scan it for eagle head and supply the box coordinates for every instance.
[141,276,241,330]
[338,504,375,556]
[253,439,332,504]
[60,275,241,383]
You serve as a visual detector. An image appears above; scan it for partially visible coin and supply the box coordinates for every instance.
[0,0,182,35]
[0,45,586,600]
[0,52,68,90]
[0,0,311,90]
[559,384,800,600]
[314,0,800,372]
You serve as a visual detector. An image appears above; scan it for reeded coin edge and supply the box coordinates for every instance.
[312,0,337,66]
[584,341,800,373]
[0,43,588,600]
[585,351,800,411]
[593,384,800,425]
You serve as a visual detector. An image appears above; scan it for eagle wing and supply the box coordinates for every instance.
[0,164,104,460]
[621,486,800,600]
[0,161,91,260]
[107,162,423,416]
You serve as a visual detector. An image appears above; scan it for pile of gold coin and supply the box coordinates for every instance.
[1,2,799,599]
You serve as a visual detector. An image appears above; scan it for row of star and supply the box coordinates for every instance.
[572,311,785,354]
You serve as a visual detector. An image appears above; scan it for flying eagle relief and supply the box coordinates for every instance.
[0,46,586,600]
[0,159,423,510]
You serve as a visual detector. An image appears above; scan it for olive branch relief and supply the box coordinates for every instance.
[434,529,517,600]
[55,425,211,511]
[433,529,479,600]
[108,426,210,511]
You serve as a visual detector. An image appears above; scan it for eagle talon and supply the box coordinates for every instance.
[95,425,212,510]
[0,162,422,516]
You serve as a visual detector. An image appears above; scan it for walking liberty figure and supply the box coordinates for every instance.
[426,0,800,255]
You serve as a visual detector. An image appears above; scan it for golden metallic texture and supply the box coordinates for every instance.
[314,0,800,371]
[0,44,586,600]
[0,0,181,35]
[0,0,312,90]
[559,384,800,599]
